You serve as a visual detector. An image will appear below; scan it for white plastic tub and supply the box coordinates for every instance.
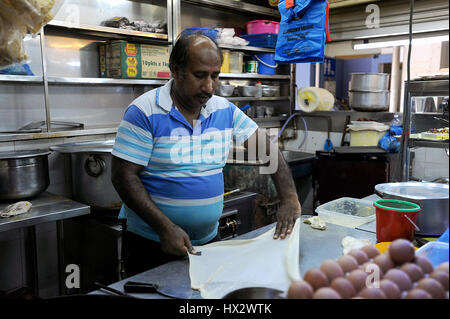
[348,121,389,147]
[316,197,376,228]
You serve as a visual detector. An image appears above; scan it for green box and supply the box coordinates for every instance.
[98,43,107,78]
[107,40,141,79]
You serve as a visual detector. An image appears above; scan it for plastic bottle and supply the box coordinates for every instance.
[390,114,403,136]
[255,80,262,98]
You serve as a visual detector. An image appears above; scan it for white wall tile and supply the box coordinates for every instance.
[425,148,448,164]
[413,147,427,162]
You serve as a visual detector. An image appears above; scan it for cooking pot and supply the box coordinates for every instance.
[222,287,283,299]
[349,73,390,91]
[50,140,122,210]
[375,182,449,237]
[349,90,390,112]
[0,150,50,201]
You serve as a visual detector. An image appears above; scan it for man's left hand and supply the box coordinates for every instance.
[273,199,301,240]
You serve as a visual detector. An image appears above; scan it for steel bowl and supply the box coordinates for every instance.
[261,85,280,97]
[238,85,258,97]
[349,90,390,112]
[215,84,235,97]
[0,150,50,200]
[222,287,284,299]
[350,73,390,91]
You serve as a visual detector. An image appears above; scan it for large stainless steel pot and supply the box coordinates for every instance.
[51,140,122,210]
[350,73,390,91]
[375,182,449,236]
[349,90,390,112]
[0,150,50,201]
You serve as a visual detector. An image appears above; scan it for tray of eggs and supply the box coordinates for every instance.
[287,239,449,299]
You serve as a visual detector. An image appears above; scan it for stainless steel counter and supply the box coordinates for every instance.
[92,215,376,299]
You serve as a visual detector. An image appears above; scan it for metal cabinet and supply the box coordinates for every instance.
[400,78,449,181]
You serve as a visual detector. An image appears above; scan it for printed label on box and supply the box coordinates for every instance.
[141,44,170,79]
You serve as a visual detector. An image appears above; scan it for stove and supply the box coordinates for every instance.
[219,191,257,240]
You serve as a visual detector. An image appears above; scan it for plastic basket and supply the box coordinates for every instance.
[240,33,278,48]
[181,28,219,40]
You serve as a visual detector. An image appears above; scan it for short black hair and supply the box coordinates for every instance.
[169,32,223,75]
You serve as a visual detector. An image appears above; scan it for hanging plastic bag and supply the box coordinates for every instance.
[275,0,329,64]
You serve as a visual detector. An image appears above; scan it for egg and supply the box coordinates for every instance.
[361,245,380,259]
[429,270,449,291]
[312,287,342,299]
[360,262,384,278]
[330,277,356,299]
[416,278,446,299]
[373,253,395,273]
[348,249,369,265]
[414,256,434,274]
[320,259,345,283]
[379,279,402,299]
[287,280,314,299]
[400,263,425,283]
[405,288,432,299]
[384,269,413,291]
[347,269,368,292]
[337,255,359,274]
[359,287,387,299]
[303,269,329,290]
[436,262,449,275]
[388,239,415,265]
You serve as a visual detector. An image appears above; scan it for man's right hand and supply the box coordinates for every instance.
[159,223,194,257]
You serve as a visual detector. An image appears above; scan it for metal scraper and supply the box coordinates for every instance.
[123,281,194,299]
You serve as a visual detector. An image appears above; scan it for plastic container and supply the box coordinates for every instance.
[348,121,389,146]
[373,199,421,242]
[221,49,230,73]
[415,241,449,268]
[229,51,244,73]
[246,20,280,34]
[240,33,278,48]
[255,53,277,75]
[316,197,376,228]
[181,28,219,39]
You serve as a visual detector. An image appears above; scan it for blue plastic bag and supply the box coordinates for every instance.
[275,0,328,64]
[0,63,34,75]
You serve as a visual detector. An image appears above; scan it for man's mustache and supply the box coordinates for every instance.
[196,94,212,99]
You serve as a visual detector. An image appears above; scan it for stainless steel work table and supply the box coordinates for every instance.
[93,215,377,299]
[0,192,90,296]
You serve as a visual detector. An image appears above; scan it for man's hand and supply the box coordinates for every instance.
[273,196,302,240]
[159,223,194,257]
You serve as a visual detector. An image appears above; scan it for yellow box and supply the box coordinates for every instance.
[140,44,170,79]
[349,129,388,147]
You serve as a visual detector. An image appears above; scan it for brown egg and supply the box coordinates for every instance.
[320,259,345,283]
[429,270,449,291]
[359,287,387,299]
[360,262,384,278]
[348,249,369,265]
[330,277,356,299]
[384,269,413,291]
[303,269,329,291]
[436,262,449,275]
[400,263,425,283]
[361,245,381,259]
[287,280,314,299]
[347,269,368,292]
[388,239,415,265]
[312,287,342,299]
[414,256,434,274]
[373,253,395,273]
[416,278,446,299]
[337,255,359,274]
[379,279,402,299]
[405,288,432,299]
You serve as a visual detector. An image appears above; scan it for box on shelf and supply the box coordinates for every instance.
[140,44,170,79]
[108,40,141,79]
[98,44,107,78]
[316,197,376,228]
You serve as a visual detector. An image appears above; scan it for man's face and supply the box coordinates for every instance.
[172,38,222,110]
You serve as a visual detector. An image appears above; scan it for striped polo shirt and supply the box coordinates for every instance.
[112,79,258,245]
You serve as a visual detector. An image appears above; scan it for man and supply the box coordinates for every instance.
[111,34,301,276]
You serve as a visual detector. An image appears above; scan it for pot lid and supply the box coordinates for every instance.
[0,149,51,160]
[375,182,449,200]
[50,140,114,153]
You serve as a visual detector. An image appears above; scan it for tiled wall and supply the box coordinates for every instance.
[0,133,116,298]
[412,147,450,182]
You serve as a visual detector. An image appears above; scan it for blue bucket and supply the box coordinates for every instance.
[181,28,219,40]
[255,53,278,75]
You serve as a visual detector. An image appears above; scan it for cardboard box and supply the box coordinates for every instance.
[140,44,170,79]
[108,40,141,79]
[98,44,107,78]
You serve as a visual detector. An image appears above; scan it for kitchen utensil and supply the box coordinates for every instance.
[261,85,280,97]
[229,52,244,73]
[256,106,265,118]
[224,188,240,196]
[349,90,390,111]
[50,140,122,210]
[93,282,135,298]
[238,85,258,97]
[349,73,390,91]
[123,281,193,299]
[222,287,283,299]
[265,106,274,117]
[375,182,449,236]
[0,150,50,201]
[215,84,235,97]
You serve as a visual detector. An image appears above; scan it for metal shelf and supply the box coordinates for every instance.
[407,79,450,97]
[254,116,288,122]
[0,75,43,84]
[220,73,290,80]
[226,96,289,102]
[219,44,275,53]
[181,0,280,18]
[47,77,168,86]
[46,20,170,44]
[409,139,449,149]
